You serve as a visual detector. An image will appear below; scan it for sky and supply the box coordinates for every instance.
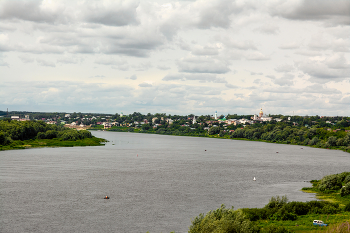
[0,0,349,116]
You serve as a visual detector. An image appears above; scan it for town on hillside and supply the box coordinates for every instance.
[1,109,349,132]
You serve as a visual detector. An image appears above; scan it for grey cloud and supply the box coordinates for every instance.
[101,29,165,57]
[273,74,294,86]
[294,50,322,57]
[133,62,152,71]
[95,57,129,70]
[162,74,185,81]
[126,74,137,80]
[265,75,276,79]
[194,0,241,29]
[0,60,9,67]
[225,83,238,89]
[307,35,349,53]
[250,72,263,75]
[218,36,258,50]
[18,56,35,63]
[81,1,140,27]
[254,24,280,35]
[297,59,350,80]
[36,59,55,67]
[269,0,350,26]
[0,0,67,24]
[191,44,219,56]
[274,64,294,73]
[95,57,127,66]
[157,65,171,70]
[139,82,153,87]
[325,53,350,69]
[264,84,342,95]
[57,57,81,64]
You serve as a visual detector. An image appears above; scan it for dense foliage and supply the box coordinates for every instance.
[0,120,92,146]
[189,205,259,233]
[242,196,341,222]
[189,172,350,233]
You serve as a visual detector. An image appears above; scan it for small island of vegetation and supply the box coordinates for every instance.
[187,172,350,233]
[0,119,106,150]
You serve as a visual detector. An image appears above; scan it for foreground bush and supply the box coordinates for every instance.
[189,205,259,233]
[242,196,341,221]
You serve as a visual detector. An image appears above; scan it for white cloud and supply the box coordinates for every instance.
[177,56,230,74]
[139,82,153,87]
[254,24,280,35]
[279,42,300,50]
[36,58,55,67]
[18,56,35,63]
[245,51,270,61]
[274,64,295,73]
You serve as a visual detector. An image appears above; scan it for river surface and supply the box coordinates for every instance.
[1,131,349,233]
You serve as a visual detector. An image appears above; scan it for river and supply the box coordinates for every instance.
[1,131,349,233]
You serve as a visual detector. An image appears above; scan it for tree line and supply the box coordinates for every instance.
[0,120,92,146]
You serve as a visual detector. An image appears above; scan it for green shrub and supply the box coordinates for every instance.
[265,196,288,209]
[344,175,350,184]
[241,208,268,221]
[340,183,350,197]
[45,130,58,139]
[188,205,259,233]
[337,172,350,182]
[318,174,342,192]
[344,203,350,212]
[37,132,46,139]
[270,207,297,221]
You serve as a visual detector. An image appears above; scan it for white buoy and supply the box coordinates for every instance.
[253,177,256,181]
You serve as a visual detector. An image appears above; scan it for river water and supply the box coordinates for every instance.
[1,131,349,233]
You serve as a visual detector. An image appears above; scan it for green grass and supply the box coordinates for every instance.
[256,212,350,232]
[253,178,350,233]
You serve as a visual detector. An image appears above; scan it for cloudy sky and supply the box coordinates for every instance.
[0,0,349,116]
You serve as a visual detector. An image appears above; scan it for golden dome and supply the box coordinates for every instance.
[259,108,263,114]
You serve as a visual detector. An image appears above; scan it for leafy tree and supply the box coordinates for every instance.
[340,183,350,197]
[318,174,342,192]
[209,126,220,135]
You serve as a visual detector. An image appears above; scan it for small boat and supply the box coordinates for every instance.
[253,177,256,181]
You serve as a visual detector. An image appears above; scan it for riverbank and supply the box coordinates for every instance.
[91,125,350,153]
[188,172,350,233]
[0,136,106,151]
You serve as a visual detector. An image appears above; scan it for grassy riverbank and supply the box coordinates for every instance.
[0,120,106,151]
[0,136,106,151]
[188,172,350,233]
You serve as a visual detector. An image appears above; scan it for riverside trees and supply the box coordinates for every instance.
[0,119,93,147]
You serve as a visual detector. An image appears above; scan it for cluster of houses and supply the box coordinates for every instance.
[5,109,348,133]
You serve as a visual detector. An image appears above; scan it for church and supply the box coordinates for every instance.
[252,108,272,122]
